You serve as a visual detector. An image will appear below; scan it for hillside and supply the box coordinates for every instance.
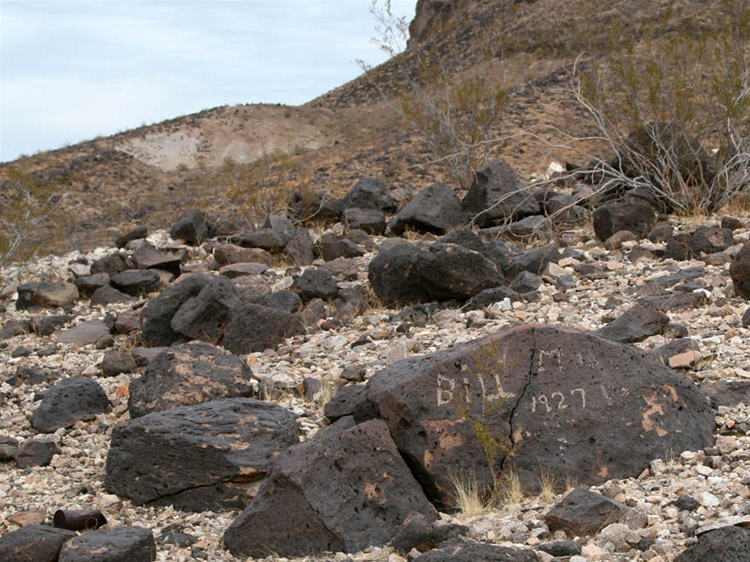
[0,0,744,260]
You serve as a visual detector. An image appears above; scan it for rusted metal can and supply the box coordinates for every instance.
[53,509,107,531]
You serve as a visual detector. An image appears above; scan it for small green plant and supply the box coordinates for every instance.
[360,0,508,189]
[450,339,518,503]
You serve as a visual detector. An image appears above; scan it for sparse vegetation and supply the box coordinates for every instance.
[0,165,67,266]
[556,0,749,215]
[448,469,493,519]
[360,0,508,189]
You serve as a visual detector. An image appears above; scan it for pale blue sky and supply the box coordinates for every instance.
[0,0,416,162]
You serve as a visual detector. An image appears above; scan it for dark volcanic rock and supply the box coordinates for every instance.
[461,159,540,227]
[368,242,503,306]
[291,269,340,301]
[110,269,161,296]
[665,227,734,260]
[30,377,110,433]
[170,209,211,245]
[58,526,156,562]
[503,244,560,278]
[57,319,111,345]
[74,273,110,297]
[128,341,256,418]
[131,243,182,277]
[358,325,714,506]
[391,513,468,554]
[596,303,669,343]
[0,524,76,562]
[100,350,139,377]
[545,488,625,536]
[223,419,436,557]
[90,253,131,276]
[341,176,397,212]
[16,281,79,310]
[0,435,19,461]
[412,538,539,562]
[170,276,239,343]
[344,207,386,235]
[105,398,299,510]
[318,232,366,261]
[675,525,750,562]
[390,182,466,235]
[700,380,750,408]
[368,243,433,306]
[283,228,316,266]
[213,243,275,266]
[90,285,133,306]
[222,303,304,354]
[593,200,656,241]
[730,243,750,299]
[115,225,148,248]
[15,438,58,468]
[141,274,212,347]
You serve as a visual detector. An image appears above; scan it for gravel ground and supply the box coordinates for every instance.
[2,218,750,561]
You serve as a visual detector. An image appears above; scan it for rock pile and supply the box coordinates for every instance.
[2,163,750,561]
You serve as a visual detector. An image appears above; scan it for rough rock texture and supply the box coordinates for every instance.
[140,273,212,346]
[730,242,750,299]
[105,398,299,510]
[461,159,540,227]
[389,182,466,235]
[170,276,238,342]
[341,177,397,213]
[545,488,625,536]
[368,242,503,306]
[593,200,656,242]
[127,341,256,418]
[16,281,79,310]
[222,303,304,354]
[674,525,750,561]
[358,325,714,505]
[30,377,111,433]
[223,419,436,557]
[0,524,76,562]
[170,209,211,245]
[58,526,156,562]
[291,268,340,301]
[15,438,58,467]
[596,303,669,343]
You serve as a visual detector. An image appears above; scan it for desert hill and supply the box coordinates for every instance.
[0,0,743,261]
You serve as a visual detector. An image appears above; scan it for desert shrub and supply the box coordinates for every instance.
[0,165,67,266]
[207,147,311,229]
[565,0,749,214]
[360,0,508,189]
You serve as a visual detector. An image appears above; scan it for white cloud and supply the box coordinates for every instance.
[0,0,417,162]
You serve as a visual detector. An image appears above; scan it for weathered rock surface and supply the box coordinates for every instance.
[127,341,256,418]
[389,182,466,235]
[140,273,212,346]
[170,209,211,245]
[358,325,714,505]
[105,398,299,510]
[16,281,79,310]
[0,524,76,562]
[730,242,750,299]
[222,303,303,354]
[341,177,397,213]
[223,419,436,557]
[593,200,656,242]
[31,376,110,432]
[170,276,238,343]
[57,319,111,345]
[15,438,58,467]
[461,159,540,227]
[545,488,625,536]
[58,526,156,562]
[291,268,340,301]
[674,524,750,562]
[596,303,669,343]
[369,241,503,306]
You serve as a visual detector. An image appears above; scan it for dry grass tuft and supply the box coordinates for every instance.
[448,470,493,519]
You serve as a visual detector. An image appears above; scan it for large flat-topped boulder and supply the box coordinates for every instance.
[105,398,299,511]
[357,324,714,506]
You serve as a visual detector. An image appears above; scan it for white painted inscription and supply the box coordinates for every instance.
[530,388,587,413]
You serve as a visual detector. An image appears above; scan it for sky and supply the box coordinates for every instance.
[0,0,417,163]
